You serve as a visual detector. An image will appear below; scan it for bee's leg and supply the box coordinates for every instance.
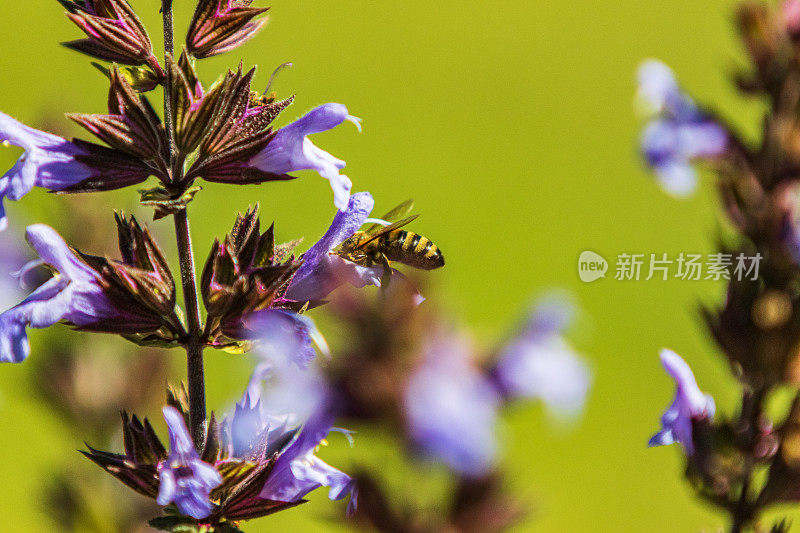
[377,253,393,291]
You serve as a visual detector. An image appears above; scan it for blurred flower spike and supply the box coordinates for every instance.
[635,59,727,197]
[648,349,715,456]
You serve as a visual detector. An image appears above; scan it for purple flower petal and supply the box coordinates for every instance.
[0,225,115,363]
[259,407,356,510]
[235,360,356,512]
[635,60,727,198]
[157,407,221,519]
[0,112,93,230]
[287,192,380,301]
[249,104,361,211]
[785,0,800,32]
[495,335,591,418]
[492,297,591,419]
[404,335,500,477]
[244,309,320,368]
[648,349,715,455]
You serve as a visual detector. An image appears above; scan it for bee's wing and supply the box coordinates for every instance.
[356,215,420,248]
[364,199,415,234]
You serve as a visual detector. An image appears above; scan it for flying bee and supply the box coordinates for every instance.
[334,200,445,283]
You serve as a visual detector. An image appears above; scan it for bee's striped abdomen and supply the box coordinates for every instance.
[381,230,445,270]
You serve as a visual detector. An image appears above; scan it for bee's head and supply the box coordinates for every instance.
[339,232,365,252]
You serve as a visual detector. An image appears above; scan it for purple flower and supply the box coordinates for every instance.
[0,225,118,363]
[492,297,591,419]
[157,407,222,519]
[636,60,727,197]
[232,361,357,514]
[0,112,93,231]
[286,191,383,302]
[243,309,322,368]
[648,349,715,455]
[404,335,501,477]
[249,104,361,211]
[258,407,357,516]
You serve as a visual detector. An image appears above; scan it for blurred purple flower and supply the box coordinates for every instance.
[404,335,501,477]
[249,104,361,211]
[636,60,727,197]
[0,225,118,363]
[229,359,357,514]
[0,112,93,231]
[157,407,222,519]
[648,349,715,455]
[243,309,322,368]
[286,191,382,302]
[492,297,591,419]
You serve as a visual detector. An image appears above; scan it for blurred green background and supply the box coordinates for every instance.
[0,0,781,531]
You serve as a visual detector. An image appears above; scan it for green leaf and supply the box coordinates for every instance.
[140,186,203,220]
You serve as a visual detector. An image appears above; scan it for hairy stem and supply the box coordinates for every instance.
[162,0,206,446]
[162,0,177,170]
[174,209,206,446]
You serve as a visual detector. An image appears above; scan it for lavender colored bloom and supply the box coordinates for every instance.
[0,112,93,230]
[258,407,357,515]
[233,361,357,513]
[0,225,117,363]
[227,390,293,459]
[636,60,727,197]
[404,335,501,477]
[249,104,361,211]
[244,309,321,368]
[492,297,591,419]
[157,407,222,519]
[286,191,382,302]
[648,349,715,455]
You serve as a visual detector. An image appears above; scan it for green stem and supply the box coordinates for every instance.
[173,209,206,446]
[162,0,206,446]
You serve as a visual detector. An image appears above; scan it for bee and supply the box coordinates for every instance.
[334,200,445,281]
